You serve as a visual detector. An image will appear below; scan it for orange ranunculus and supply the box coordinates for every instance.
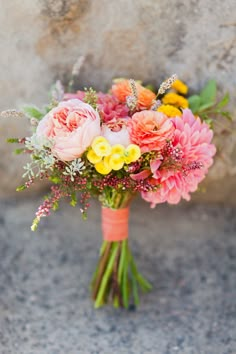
[128,110,175,153]
[111,80,156,110]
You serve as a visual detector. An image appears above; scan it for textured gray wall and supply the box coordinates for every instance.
[0,0,236,201]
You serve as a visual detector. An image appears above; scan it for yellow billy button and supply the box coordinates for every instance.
[87,149,102,164]
[93,140,112,157]
[171,79,188,95]
[111,144,125,155]
[95,160,112,175]
[109,154,124,171]
[103,155,111,169]
[91,136,107,149]
[124,144,141,164]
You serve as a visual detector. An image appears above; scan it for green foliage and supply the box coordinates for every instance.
[16,184,27,192]
[52,200,59,211]
[49,175,62,184]
[14,148,25,155]
[70,192,77,207]
[188,80,232,125]
[22,106,44,120]
[84,87,98,109]
[199,79,217,105]
[188,80,216,114]
[31,218,39,232]
[145,84,155,92]
[187,95,201,113]
[7,138,19,143]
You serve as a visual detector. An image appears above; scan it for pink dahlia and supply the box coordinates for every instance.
[142,109,216,206]
[64,91,129,123]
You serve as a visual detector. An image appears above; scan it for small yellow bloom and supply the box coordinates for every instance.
[87,149,102,164]
[157,104,182,118]
[103,155,111,169]
[171,79,188,95]
[124,144,141,164]
[109,154,124,170]
[95,160,112,175]
[91,136,107,149]
[111,144,125,155]
[92,140,112,157]
[162,92,189,109]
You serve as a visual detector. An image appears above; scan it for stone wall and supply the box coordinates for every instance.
[0,0,236,202]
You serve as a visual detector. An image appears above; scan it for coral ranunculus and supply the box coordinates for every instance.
[142,109,216,206]
[129,110,175,152]
[111,79,156,110]
[36,99,101,161]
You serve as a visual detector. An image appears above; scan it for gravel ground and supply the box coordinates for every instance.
[0,196,235,354]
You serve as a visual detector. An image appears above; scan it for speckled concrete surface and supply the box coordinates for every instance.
[0,196,235,354]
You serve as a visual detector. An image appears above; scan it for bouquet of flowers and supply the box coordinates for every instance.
[6,74,231,309]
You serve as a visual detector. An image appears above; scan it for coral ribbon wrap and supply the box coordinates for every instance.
[102,207,129,242]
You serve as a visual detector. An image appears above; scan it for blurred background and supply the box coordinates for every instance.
[0,0,236,202]
[0,2,236,353]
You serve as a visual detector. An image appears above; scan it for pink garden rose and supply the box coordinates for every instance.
[142,109,216,206]
[129,111,175,152]
[36,99,101,161]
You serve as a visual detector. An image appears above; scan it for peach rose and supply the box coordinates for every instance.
[36,99,101,161]
[111,80,156,110]
[129,111,174,152]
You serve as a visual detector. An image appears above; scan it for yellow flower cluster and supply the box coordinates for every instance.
[87,136,141,175]
[171,79,188,95]
[157,104,182,117]
[162,92,189,109]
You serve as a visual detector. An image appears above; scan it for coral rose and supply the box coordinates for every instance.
[36,99,101,161]
[111,80,156,110]
[129,111,175,152]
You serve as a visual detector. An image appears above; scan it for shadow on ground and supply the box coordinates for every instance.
[0,196,235,354]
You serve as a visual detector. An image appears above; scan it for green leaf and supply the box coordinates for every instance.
[22,106,44,120]
[199,80,217,105]
[145,84,155,92]
[188,95,201,113]
[70,192,77,207]
[203,118,213,128]
[221,111,233,121]
[7,138,19,143]
[49,176,61,184]
[31,218,39,231]
[52,201,59,211]
[86,181,92,189]
[216,93,230,109]
[82,212,87,220]
[198,102,215,111]
[16,184,27,191]
[14,148,25,155]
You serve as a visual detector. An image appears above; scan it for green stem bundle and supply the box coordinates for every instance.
[91,239,152,309]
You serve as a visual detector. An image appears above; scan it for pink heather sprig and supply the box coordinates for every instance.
[31,186,68,231]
